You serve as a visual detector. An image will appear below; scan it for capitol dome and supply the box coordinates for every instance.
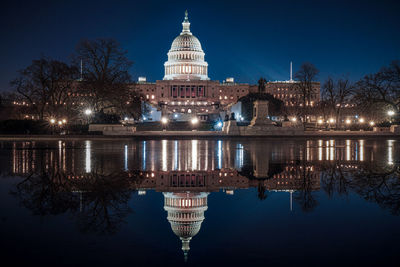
[163,192,209,262]
[163,11,209,81]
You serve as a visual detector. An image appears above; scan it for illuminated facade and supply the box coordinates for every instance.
[131,11,320,121]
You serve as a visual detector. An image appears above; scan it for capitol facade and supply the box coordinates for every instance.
[131,11,320,121]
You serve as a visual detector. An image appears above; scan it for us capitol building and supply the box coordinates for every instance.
[131,11,320,121]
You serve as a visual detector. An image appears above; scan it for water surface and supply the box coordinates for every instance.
[0,138,399,266]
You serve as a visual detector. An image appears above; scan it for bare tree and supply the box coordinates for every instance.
[73,38,144,119]
[354,61,400,121]
[293,62,319,123]
[11,58,79,120]
[322,77,354,128]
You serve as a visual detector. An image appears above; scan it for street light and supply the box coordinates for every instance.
[317,119,324,124]
[345,119,351,124]
[359,118,365,123]
[50,118,56,124]
[329,118,335,123]
[191,117,199,125]
[161,117,169,124]
[62,119,67,124]
[369,121,375,126]
[84,109,92,115]
[388,110,395,123]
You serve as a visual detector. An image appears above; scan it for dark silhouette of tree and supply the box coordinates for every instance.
[351,164,400,215]
[74,172,136,234]
[354,61,400,123]
[319,161,351,198]
[10,57,79,120]
[73,38,145,120]
[322,77,354,128]
[11,171,79,216]
[11,168,144,234]
[292,62,319,123]
[293,151,319,212]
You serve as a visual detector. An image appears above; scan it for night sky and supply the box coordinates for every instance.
[1,0,399,91]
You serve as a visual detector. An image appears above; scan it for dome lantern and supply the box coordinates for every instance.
[181,10,191,35]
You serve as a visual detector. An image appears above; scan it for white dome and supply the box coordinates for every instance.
[170,34,203,52]
[163,11,209,81]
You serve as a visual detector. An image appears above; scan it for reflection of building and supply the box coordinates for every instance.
[9,138,398,262]
[163,192,208,261]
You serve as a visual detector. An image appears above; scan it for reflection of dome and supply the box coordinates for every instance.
[163,192,209,262]
[163,11,209,81]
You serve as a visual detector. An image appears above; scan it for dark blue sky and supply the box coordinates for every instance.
[1,0,399,91]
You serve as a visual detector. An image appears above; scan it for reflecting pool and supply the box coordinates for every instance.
[0,138,399,266]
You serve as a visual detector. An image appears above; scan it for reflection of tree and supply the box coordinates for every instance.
[319,161,400,216]
[320,161,351,198]
[11,171,79,216]
[11,169,143,234]
[75,172,139,234]
[352,164,400,215]
[294,160,319,212]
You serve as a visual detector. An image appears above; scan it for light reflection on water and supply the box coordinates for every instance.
[0,138,399,266]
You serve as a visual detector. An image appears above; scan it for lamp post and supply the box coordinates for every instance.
[388,110,395,123]
[161,116,168,131]
[84,109,92,124]
[191,117,199,130]
[50,118,56,134]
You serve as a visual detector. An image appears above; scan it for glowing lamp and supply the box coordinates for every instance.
[191,117,199,125]
[161,117,169,124]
